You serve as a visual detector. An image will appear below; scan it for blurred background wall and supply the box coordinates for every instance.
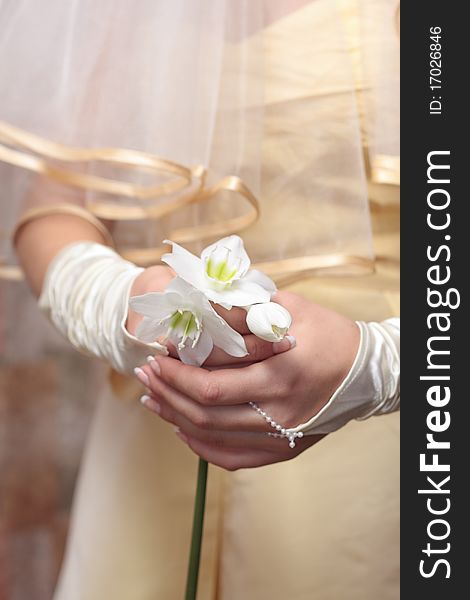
[0,279,102,599]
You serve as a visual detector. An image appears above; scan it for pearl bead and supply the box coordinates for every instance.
[248,401,301,450]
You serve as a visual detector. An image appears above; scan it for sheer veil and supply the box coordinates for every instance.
[0,5,400,598]
[0,0,399,356]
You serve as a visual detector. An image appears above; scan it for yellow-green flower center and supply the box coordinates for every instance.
[205,257,238,283]
[168,310,200,349]
[204,245,243,287]
[272,325,288,340]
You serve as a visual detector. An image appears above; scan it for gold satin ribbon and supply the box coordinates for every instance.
[12,204,116,249]
[0,120,193,197]
[120,250,374,281]
[0,119,259,231]
[0,119,375,281]
[371,155,400,186]
[0,263,23,281]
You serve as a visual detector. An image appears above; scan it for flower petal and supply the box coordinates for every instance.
[202,310,248,357]
[244,269,277,296]
[129,291,180,319]
[207,278,271,308]
[165,277,196,296]
[135,316,169,343]
[204,295,233,310]
[177,328,214,366]
[201,235,250,277]
[161,241,206,289]
[246,302,292,342]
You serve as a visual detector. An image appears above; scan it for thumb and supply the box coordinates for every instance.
[272,335,296,354]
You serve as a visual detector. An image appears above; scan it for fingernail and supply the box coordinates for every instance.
[146,355,155,363]
[139,394,160,414]
[148,358,161,376]
[139,394,151,405]
[134,367,150,386]
[175,430,189,444]
[273,335,296,354]
[286,335,297,349]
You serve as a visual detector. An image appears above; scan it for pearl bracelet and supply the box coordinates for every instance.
[248,401,304,448]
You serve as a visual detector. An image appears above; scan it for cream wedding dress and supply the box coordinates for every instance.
[0,1,399,598]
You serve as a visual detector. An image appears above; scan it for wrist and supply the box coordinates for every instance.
[295,318,400,435]
[129,265,173,296]
[126,265,173,336]
[39,241,168,374]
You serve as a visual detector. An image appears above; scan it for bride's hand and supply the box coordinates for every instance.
[126,265,174,335]
[135,291,360,470]
[127,266,293,365]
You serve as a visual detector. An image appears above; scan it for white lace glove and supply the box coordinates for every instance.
[291,318,400,436]
[38,241,167,374]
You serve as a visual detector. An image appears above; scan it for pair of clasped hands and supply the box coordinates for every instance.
[128,265,359,470]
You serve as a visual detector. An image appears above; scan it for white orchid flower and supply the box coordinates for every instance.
[161,235,276,309]
[246,302,293,342]
[129,278,248,366]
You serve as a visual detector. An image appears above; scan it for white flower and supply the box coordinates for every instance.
[161,235,276,309]
[129,278,248,366]
[246,302,293,342]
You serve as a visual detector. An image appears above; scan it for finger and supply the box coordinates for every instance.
[165,340,178,359]
[157,333,294,365]
[139,364,273,432]
[140,362,309,433]
[203,334,293,367]
[140,392,298,451]
[174,433,319,470]
[144,353,296,406]
[181,425,321,454]
[176,432,288,470]
[212,305,250,334]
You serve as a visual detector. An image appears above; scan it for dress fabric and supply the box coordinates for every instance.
[54,203,399,599]
[0,0,399,598]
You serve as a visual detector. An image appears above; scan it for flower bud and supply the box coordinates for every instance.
[246,302,292,342]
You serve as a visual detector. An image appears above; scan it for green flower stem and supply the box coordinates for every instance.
[185,458,208,600]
